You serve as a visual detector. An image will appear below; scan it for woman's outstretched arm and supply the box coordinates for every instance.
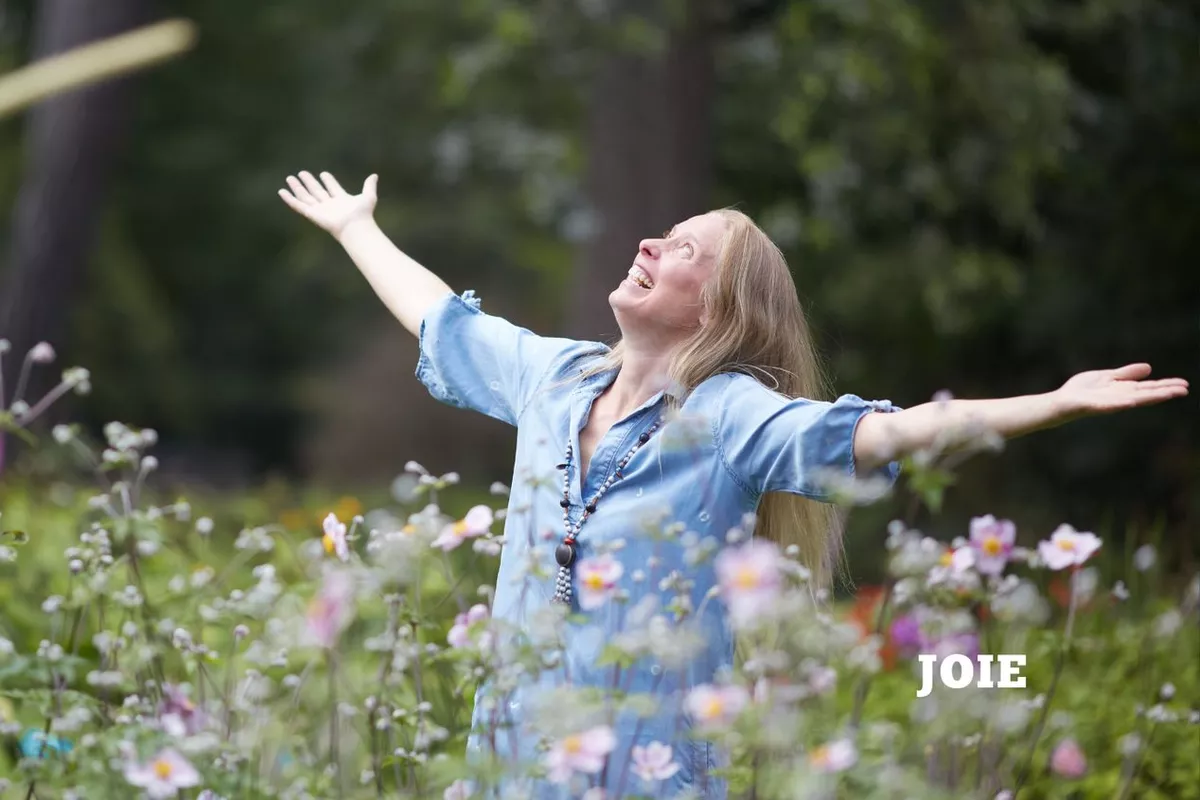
[853,363,1189,471]
[279,170,452,337]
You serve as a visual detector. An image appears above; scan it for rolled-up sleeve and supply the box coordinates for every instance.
[709,374,902,500]
[415,290,587,426]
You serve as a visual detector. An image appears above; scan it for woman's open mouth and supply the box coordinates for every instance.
[627,265,654,290]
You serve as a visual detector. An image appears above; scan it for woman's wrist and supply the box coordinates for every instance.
[335,216,379,246]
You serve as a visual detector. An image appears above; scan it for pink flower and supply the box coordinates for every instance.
[630,741,680,782]
[158,684,206,737]
[809,739,857,773]
[1038,525,1101,571]
[685,683,750,731]
[431,505,494,551]
[715,540,783,628]
[322,513,349,561]
[303,570,355,649]
[447,603,490,648]
[443,779,473,800]
[969,515,1016,575]
[543,725,616,783]
[1049,738,1087,779]
[576,554,623,610]
[124,748,201,798]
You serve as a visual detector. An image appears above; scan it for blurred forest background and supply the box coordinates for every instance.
[0,0,1196,574]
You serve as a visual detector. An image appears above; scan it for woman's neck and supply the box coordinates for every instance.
[603,341,676,419]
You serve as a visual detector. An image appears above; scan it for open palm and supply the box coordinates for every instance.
[278,170,377,238]
[1056,363,1189,416]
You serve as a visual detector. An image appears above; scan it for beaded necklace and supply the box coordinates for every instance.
[552,416,663,605]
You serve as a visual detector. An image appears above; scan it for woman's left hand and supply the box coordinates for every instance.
[1053,363,1189,418]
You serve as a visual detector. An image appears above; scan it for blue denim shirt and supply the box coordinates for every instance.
[416,290,899,798]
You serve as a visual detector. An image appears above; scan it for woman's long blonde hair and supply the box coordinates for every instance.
[583,208,846,588]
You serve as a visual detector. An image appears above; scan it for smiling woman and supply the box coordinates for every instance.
[279,170,1188,799]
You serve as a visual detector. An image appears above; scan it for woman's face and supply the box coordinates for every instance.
[609,212,727,342]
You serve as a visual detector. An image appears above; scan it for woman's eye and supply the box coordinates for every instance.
[683,243,694,257]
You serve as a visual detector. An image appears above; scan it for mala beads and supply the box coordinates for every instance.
[552,417,662,605]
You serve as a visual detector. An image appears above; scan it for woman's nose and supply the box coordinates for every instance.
[638,239,660,259]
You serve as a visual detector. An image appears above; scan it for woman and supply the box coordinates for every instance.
[280,171,1186,798]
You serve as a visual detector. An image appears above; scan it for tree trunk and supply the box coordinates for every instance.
[0,0,149,405]
[568,2,716,341]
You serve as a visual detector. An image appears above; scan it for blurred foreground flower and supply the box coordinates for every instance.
[685,683,749,731]
[431,505,493,551]
[1049,738,1087,779]
[630,741,680,783]
[809,738,857,773]
[715,539,782,628]
[544,725,616,783]
[124,748,200,798]
[303,569,355,648]
[577,554,623,609]
[447,603,490,648]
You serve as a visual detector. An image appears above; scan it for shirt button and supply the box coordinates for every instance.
[650,664,662,676]
[698,511,711,523]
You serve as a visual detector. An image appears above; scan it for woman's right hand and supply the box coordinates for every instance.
[278,170,378,240]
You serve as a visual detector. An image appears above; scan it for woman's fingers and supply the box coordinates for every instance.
[298,170,330,201]
[319,171,346,196]
[1111,363,1152,380]
[286,175,316,204]
[362,173,378,200]
[1133,378,1189,391]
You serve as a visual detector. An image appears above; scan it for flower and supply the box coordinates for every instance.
[1049,738,1087,779]
[124,748,201,798]
[685,683,750,731]
[715,540,782,627]
[630,742,680,782]
[443,779,473,800]
[1037,525,1101,571]
[447,604,490,648]
[322,513,349,561]
[303,570,355,649]
[544,725,616,783]
[576,554,624,610]
[969,515,1015,575]
[431,505,494,551]
[925,631,980,661]
[29,342,55,363]
[1134,544,1156,572]
[159,684,206,737]
[809,739,857,773]
[889,614,922,658]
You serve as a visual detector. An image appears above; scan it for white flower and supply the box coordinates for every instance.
[715,540,784,628]
[1036,525,1101,570]
[322,513,349,561]
[1154,610,1183,639]
[443,779,473,800]
[630,741,680,783]
[123,748,200,798]
[543,726,616,783]
[809,739,857,773]
[1134,544,1156,572]
[576,554,623,610]
[29,342,55,363]
[685,684,749,731]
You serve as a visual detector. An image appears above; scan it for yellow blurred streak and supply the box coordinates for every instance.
[0,19,197,120]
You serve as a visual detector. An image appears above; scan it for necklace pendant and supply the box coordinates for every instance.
[554,539,577,568]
